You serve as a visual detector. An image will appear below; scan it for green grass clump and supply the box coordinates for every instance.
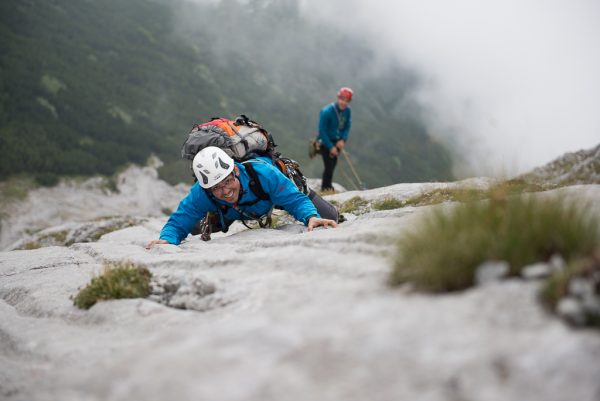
[73,262,152,309]
[372,197,405,211]
[86,218,140,243]
[18,230,69,250]
[403,180,547,209]
[339,196,369,214]
[0,176,37,204]
[89,225,122,242]
[47,230,67,243]
[21,241,42,250]
[391,194,600,292]
[494,179,547,194]
[404,187,485,207]
[540,262,583,310]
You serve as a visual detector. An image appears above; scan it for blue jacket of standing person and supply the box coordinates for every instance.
[159,157,320,245]
[318,102,352,150]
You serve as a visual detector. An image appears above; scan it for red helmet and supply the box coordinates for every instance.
[337,87,354,101]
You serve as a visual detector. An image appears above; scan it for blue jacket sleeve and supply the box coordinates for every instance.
[159,183,209,245]
[255,163,320,225]
[318,107,335,150]
[340,108,351,141]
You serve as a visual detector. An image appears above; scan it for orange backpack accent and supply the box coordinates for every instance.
[194,118,239,137]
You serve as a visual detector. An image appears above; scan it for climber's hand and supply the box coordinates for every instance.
[308,217,338,232]
[145,239,170,249]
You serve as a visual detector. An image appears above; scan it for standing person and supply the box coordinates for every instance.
[318,87,353,192]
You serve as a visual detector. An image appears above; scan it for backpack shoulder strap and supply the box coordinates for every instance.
[242,161,270,201]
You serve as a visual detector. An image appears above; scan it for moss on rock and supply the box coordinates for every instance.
[73,262,152,309]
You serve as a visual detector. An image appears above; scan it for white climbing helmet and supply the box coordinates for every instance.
[192,147,235,189]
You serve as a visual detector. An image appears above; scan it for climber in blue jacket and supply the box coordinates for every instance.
[146,147,337,248]
[318,87,353,191]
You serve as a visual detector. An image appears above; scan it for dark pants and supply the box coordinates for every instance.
[320,147,338,191]
[308,189,339,222]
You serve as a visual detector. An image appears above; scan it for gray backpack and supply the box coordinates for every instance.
[181,115,275,161]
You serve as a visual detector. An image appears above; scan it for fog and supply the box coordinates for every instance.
[301,0,600,175]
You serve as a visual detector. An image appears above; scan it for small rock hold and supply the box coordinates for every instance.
[150,272,217,311]
[521,263,552,280]
[568,278,593,299]
[568,277,600,316]
[548,254,566,272]
[341,213,358,223]
[557,297,587,326]
[475,261,510,285]
[581,294,600,316]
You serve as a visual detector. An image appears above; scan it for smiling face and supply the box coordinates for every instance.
[209,167,241,203]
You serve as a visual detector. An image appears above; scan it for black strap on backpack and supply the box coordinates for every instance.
[242,162,270,201]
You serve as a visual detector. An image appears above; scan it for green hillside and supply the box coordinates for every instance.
[0,0,453,188]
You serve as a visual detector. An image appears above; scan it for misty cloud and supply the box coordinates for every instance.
[301,0,600,176]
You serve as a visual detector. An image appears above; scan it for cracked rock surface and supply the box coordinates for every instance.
[150,271,219,311]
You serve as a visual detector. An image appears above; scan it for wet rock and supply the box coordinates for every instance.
[475,261,509,285]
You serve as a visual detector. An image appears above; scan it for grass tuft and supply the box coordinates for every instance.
[0,176,37,204]
[402,180,547,209]
[404,187,482,207]
[540,261,582,310]
[339,196,369,214]
[21,241,42,250]
[87,218,140,242]
[18,230,68,250]
[73,262,152,309]
[372,197,405,211]
[391,194,600,292]
[48,230,67,243]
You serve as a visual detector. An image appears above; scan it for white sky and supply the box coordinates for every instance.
[302,0,600,175]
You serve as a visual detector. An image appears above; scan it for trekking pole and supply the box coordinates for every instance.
[341,149,366,190]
